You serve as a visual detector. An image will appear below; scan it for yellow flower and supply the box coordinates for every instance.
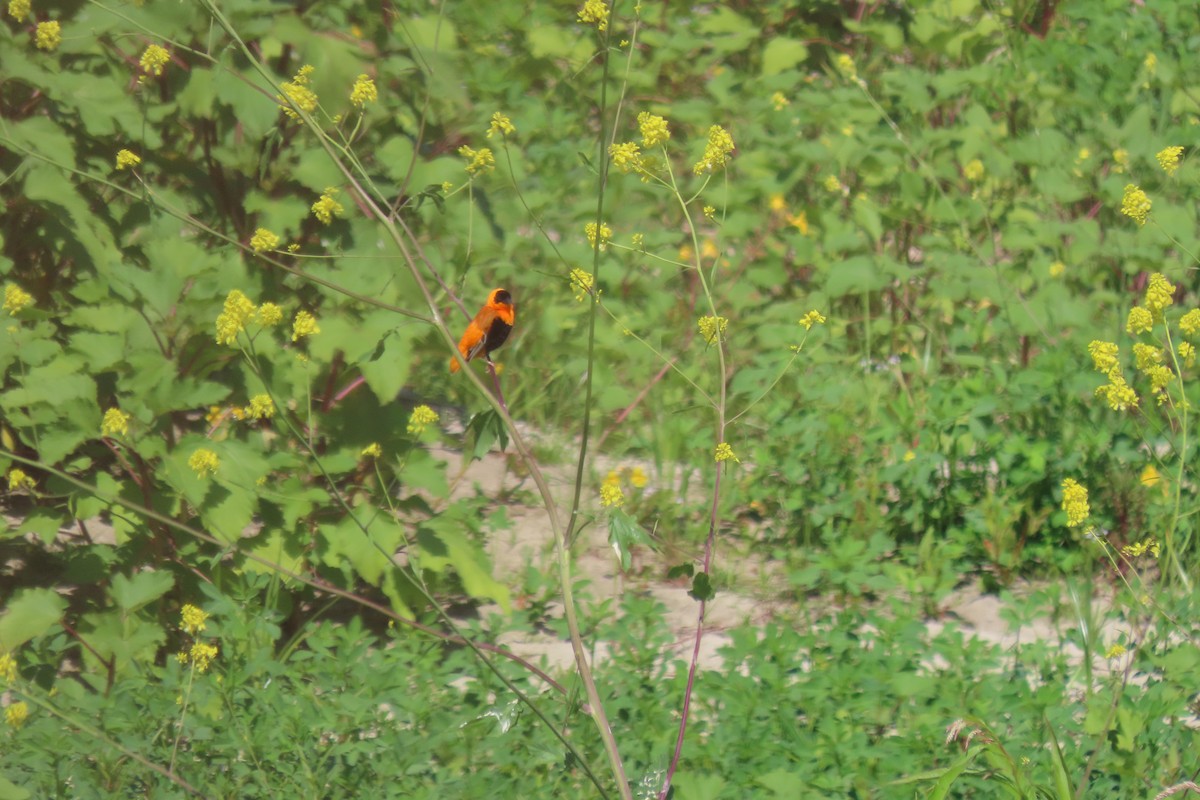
[1156,146,1183,176]
[903,450,916,462]
[1143,52,1157,74]
[786,211,809,234]
[0,652,16,683]
[631,232,644,249]
[1104,643,1126,660]
[35,20,61,51]
[5,701,28,729]
[703,204,716,219]
[585,221,612,251]
[188,449,219,479]
[1180,309,1200,337]
[101,408,130,437]
[834,53,858,82]
[1095,373,1138,411]
[638,112,670,148]
[600,483,624,508]
[1061,478,1089,527]
[569,268,596,302]
[1120,184,1151,226]
[799,310,826,330]
[115,149,141,171]
[3,283,33,315]
[770,91,789,110]
[361,442,382,458]
[292,310,320,341]
[609,141,642,173]
[487,112,515,138]
[180,604,209,635]
[577,0,609,31]
[406,404,439,435]
[692,125,735,174]
[1144,273,1175,318]
[256,302,283,326]
[697,315,728,345]
[7,469,35,491]
[250,228,280,253]
[823,174,844,193]
[963,159,984,182]
[1132,342,1162,372]
[1179,341,1196,367]
[1049,261,1065,278]
[1125,307,1153,335]
[8,0,30,22]
[714,442,739,463]
[182,642,218,673]
[349,74,377,108]
[1140,465,1161,488]
[628,466,648,488]
[311,188,344,225]
[458,145,495,175]
[247,394,275,419]
[139,44,170,76]
[278,65,318,119]
[1112,148,1129,173]
[215,290,256,346]
[1076,147,1091,162]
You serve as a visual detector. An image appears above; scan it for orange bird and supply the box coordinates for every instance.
[449,288,515,373]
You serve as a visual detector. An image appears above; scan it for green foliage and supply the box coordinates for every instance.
[2,0,1199,797]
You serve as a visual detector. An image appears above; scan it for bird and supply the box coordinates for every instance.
[449,288,515,373]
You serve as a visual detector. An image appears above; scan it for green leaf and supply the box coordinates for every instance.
[0,588,67,651]
[417,520,510,611]
[688,571,714,602]
[0,774,32,800]
[761,38,808,77]
[110,571,175,615]
[607,510,653,571]
[467,410,509,460]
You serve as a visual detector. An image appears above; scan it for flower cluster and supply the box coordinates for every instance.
[1156,146,1183,176]
[188,448,220,479]
[692,125,735,174]
[8,469,34,491]
[35,20,60,51]
[406,404,439,435]
[101,408,130,437]
[246,394,275,420]
[697,314,727,345]
[577,0,609,31]
[361,442,382,458]
[278,65,318,120]
[458,145,495,175]
[1061,478,1089,527]
[585,221,612,251]
[609,141,642,174]
[1088,340,1138,412]
[600,471,625,508]
[714,442,739,463]
[350,74,377,108]
[8,0,30,22]
[487,112,515,138]
[799,310,826,330]
[1121,538,1160,559]
[115,149,141,171]
[139,44,170,76]
[1120,184,1151,226]
[292,310,320,341]
[3,283,33,315]
[311,188,344,225]
[569,268,597,302]
[637,112,670,148]
[250,228,280,253]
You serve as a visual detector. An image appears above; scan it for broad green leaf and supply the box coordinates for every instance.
[111,571,175,615]
[0,588,67,650]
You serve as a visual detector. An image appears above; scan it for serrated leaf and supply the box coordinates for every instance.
[110,571,175,615]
